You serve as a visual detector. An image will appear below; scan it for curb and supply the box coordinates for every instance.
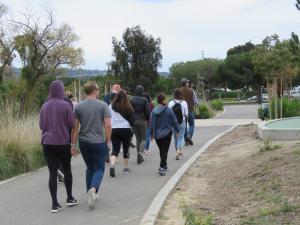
[139,125,237,225]
[214,108,226,118]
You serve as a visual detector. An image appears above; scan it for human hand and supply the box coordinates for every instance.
[71,146,77,157]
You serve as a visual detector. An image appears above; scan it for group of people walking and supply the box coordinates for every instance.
[39,78,198,213]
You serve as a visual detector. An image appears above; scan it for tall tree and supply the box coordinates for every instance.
[109,26,162,93]
[218,42,264,94]
[0,3,16,83]
[12,9,84,86]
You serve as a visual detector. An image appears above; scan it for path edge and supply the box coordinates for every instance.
[140,125,237,225]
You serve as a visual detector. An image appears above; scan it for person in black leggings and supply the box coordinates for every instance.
[150,94,179,176]
[109,90,135,177]
[39,80,78,213]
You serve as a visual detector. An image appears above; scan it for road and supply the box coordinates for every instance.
[0,104,259,225]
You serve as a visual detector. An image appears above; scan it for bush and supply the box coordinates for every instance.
[0,102,44,181]
[269,97,300,118]
[195,104,213,119]
[210,100,223,111]
[212,90,256,99]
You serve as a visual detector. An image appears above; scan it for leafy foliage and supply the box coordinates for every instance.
[109,25,162,94]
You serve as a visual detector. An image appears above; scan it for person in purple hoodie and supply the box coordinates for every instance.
[39,80,78,213]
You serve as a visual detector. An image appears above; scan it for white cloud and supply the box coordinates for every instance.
[4,0,300,71]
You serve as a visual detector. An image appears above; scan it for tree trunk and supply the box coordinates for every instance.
[280,75,283,119]
[274,77,278,119]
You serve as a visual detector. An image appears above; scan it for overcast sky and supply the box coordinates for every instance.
[4,0,300,72]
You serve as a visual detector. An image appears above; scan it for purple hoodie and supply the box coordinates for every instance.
[39,80,74,145]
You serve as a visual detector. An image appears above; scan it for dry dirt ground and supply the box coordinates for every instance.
[156,125,300,225]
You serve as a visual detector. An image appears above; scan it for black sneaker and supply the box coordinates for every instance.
[185,141,190,146]
[157,167,167,176]
[137,153,144,164]
[129,143,136,148]
[123,168,131,174]
[110,167,115,177]
[187,136,193,145]
[66,197,78,207]
[57,170,64,183]
[51,203,62,213]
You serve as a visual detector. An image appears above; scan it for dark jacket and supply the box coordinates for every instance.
[150,104,179,139]
[181,86,194,112]
[130,85,150,121]
[39,80,74,145]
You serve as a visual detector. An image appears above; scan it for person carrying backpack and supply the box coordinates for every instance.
[168,88,188,160]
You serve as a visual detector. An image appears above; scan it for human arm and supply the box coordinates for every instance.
[104,117,112,148]
[193,90,199,106]
[149,111,155,141]
[70,119,79,156]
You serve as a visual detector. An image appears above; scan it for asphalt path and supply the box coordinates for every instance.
[0,104,258,225]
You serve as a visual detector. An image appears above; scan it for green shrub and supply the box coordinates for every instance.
[210,100,223,111]
[195,104,213,119]
[0,102,45,181]
[269,97,300,118]
[0,152,16,180]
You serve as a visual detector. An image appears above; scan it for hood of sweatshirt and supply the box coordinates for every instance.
[152,104,167,116]
[49,80,65,99]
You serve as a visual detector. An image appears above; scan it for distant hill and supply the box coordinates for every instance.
[12,67,169,78]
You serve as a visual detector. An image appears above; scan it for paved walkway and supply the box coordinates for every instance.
[0,104,260,225]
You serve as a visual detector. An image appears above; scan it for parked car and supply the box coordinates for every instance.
[247,95,257,101]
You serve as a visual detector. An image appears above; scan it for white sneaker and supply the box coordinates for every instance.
[88,189,96,210]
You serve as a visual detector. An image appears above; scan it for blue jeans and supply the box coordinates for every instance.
[79,141,107,193]
[145,127,151,150]
[174,122,186,150]
[185,112,195,139]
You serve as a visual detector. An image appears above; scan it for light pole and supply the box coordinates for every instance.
[260,85,264,105]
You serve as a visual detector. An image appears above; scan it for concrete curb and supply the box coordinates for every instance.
[139,125,237,225]
[214,108,226,118]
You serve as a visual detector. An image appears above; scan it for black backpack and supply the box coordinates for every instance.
[172,101,183,124]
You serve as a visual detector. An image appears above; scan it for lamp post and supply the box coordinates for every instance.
[260,85,264,105]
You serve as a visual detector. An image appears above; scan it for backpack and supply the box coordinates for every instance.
[172,100,183,124]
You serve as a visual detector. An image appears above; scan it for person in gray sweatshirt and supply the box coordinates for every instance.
[150,94,179,176]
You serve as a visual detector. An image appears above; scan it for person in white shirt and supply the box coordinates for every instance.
[109,90,135,177]
[168,88,189,160]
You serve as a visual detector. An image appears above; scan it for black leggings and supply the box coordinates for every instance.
[111,128,132,158]
[155,132,172,168]
[43,145,73,204]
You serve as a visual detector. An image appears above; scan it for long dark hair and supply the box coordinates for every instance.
[112,90,133,114]
[174,88,183,100]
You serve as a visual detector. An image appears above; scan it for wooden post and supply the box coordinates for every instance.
[274,77,278,119]
[73,80,77,102]
[267,77,272,120]
[280,75,283,118]
[78,79,81,101]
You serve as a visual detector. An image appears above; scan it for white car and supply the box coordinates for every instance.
[247,96,257,101]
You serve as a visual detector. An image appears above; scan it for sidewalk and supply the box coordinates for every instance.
[0,126,231,225]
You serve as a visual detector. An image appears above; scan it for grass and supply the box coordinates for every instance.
[260,140,281,152]
[179,199,214,225]
[0,102,44,180]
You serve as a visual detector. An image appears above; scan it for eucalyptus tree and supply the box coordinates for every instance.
[109,25,162,94]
